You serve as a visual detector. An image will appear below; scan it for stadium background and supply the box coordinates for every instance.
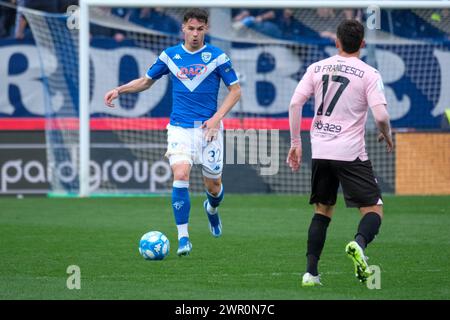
[0,0,449,302]
[0,1,449,196]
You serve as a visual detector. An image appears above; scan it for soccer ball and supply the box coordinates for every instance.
[139,231,170,260]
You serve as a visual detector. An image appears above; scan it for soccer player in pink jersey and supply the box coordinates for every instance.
[287,20,394,286]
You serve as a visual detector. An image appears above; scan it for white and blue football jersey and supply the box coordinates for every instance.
[146,43,239,128]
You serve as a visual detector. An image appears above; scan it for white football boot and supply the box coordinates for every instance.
[302,272,322,287]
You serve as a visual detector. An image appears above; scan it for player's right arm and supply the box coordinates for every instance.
[104,77,155,108]
[105,50,169,108]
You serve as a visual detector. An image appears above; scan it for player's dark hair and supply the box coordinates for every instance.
[336,19,364,54]
[183,8,209,24]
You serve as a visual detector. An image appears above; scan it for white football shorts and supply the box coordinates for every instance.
[165,123,224,179]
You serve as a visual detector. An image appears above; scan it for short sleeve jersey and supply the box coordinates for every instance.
[293,55,387,161]
[146,43,239,128]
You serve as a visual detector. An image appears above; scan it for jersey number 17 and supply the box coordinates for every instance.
[317,75,350,116]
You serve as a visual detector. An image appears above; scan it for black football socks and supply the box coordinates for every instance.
[306,213,331,276]
[355,212,382,250]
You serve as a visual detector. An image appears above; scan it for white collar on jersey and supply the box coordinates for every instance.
[181,43,207,55]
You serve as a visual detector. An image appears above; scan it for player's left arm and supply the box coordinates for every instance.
[202,53,241,142]
[371,104,394,153]
[287,92,308,172]
[202,83,241,142]
[367,72,394,153]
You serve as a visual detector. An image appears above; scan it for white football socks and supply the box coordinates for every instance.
[177,223,189,240]
[207,202,218,215]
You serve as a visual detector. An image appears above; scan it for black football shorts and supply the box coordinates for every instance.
[309,158,383,208]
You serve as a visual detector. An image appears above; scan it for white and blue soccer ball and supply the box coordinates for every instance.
[139,231,170,260]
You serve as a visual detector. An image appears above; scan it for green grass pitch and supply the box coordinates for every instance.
[0,195,449,299]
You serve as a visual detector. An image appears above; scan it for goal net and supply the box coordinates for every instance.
[22,0,450,196]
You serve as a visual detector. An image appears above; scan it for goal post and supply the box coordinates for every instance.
[22,0,450,197]
[79,0,90,197]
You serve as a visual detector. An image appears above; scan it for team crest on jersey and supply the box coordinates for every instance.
[201,52,212,63]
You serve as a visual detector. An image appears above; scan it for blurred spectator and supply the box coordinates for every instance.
[429,9,450,38]
[343,8,363,21]
[430,9,449,23]
[233,9,320,41]
[111,7,129,19]
[110,8,129,42]
[313,8,362,41]
[128,8,180,35]
[278,9,319,40]
[314,9,337,40]
[381,9,447,39]
[15,0,59,39]
[89,7,127,42]
[316,8,335,19]
[0,0,16,38]
[232,9,282,38]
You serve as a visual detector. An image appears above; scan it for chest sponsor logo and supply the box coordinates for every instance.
[176,64,208,80]
[313,120,342,134]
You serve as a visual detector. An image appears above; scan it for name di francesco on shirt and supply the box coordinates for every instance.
[314,63,365,78]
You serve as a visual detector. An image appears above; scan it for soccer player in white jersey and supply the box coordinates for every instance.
[286,20,394,286]
[104,9,241,256]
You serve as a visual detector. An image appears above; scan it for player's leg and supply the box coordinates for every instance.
[201,125,224,237]
[303,203,334,286]
[303,159,339,286]
[203,176,223,237]
[337,158,383,282]
[355,205,383,251]
[171,162,193,256]
[345,205,383,280]
[165,125,194,256]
